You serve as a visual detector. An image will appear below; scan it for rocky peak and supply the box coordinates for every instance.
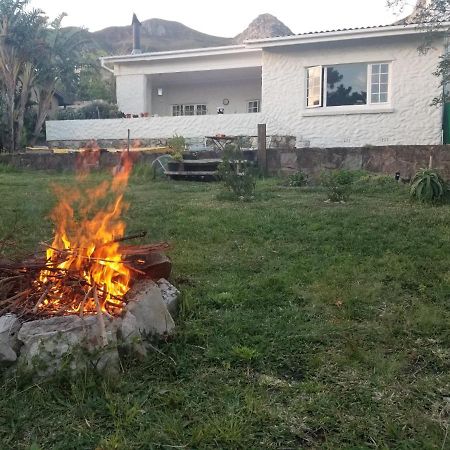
[394,0,431,25]
[234,13,293,43]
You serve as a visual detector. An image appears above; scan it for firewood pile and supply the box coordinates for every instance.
[0,234,171,321]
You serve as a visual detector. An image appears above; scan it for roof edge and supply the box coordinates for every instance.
[244,23,447,47]
[101,44,259,64]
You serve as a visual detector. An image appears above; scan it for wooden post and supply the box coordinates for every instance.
[258,123,267,176]
[127,129,131,154]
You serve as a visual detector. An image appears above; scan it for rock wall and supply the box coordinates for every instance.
[0,151,161,171]
[267,146,450,180]
[2,145,450,180]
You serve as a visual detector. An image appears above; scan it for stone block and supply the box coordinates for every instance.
[0,314,21,364]
[157,278,180,317]
[125,280,175,337]
[17,315,119,377]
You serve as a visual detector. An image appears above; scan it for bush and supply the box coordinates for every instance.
[321,170,355,202]
[287,171,308,187]
[167,135,186,161]
[218,142,256,201]
[410,168,446,203]
[57,102,124,120]
[353,173,400,194]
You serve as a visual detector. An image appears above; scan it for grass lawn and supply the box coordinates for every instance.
[0,169,449,449]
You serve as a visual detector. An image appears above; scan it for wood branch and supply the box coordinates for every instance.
[0,275,24,286]
[0,289,32,306]
[119,242,170,256]
[33,285,51,313]
[79,287,92,318]
[93,285,108,347]
[101,231,148,248]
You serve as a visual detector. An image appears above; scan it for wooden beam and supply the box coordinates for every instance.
[257,123,267,176]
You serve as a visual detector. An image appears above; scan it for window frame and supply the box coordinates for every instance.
[172,103,208,116]
[306,61,391,110]
[306,66,323,108]
[247,99,261,113]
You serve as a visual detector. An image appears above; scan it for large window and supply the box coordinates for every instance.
[172,104,207,116]
[307,62,390,108]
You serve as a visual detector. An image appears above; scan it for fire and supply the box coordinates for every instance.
[38,149,134,317]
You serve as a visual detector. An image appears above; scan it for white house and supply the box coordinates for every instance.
[46,23,445,147]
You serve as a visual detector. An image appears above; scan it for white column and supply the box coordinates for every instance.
[116,74,148,115]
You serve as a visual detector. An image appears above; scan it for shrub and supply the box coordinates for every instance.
[218,142,256,201]
[56,102,124,120]
[321,170,355,202]
[287,171,308,187]
[131,163,154,183]
[354,173,400,194]
[410,168,446,203]
[167,135,186,161]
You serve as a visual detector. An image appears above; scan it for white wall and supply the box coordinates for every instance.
[116,74,148,115]
[151,78,261,116]
[46,113,266,142]
[262,35,444,147]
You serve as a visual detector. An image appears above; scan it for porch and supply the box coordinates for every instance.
[116,66,262,118]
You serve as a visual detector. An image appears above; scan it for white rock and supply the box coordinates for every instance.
[125,280,175,337]
[18,315,120,377]
[0,314,21,364]
[157,278,180,316]
[119,311,147,358]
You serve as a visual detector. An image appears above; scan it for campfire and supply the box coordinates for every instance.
[0,148,177,376]
[0,150,171,321]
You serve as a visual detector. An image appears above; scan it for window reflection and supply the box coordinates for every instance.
[326,63,367,106]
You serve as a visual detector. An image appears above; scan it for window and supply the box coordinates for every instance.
[184,105,195,116]
[306,62,390,108]
[172,104,182,116]
[307,66,322,107]
[172,104,207,116]
[196,104,207,115]
[370,63,389,104]
[248,100,260,113]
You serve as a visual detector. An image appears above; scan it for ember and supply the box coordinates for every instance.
[0,149,171,320]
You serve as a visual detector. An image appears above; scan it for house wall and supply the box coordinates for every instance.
[46,113,266,142]
[262,35,444,147]
[151,78,262,116]
[116,74,148,115]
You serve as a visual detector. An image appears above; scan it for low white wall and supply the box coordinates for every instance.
[46,113,266,142]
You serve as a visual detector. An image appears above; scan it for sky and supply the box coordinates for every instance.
[28,0,417,37]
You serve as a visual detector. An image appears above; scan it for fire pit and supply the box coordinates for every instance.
[0,150,179,376]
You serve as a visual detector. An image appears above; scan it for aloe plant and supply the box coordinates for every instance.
[410,168,446,203]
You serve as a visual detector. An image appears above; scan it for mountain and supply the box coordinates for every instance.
[88,14,293,56]
[234,13,293,43]
[393,0,426,25]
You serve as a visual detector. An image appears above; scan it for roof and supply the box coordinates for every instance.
[101,44,260,66]
[101,23,443,68]
[245,23,444,47]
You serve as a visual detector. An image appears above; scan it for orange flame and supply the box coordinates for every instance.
[38,149,134,316]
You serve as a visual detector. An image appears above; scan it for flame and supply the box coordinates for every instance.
[38,149,134,316]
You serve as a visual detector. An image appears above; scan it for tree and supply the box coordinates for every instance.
[388,0,450,104]
[0,0,46,151]
[29,16,90,145]
[0,0,90,151]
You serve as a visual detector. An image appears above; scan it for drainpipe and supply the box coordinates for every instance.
[132,13,142,55]
[100,58,114,74]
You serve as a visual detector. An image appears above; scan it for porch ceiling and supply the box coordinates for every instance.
[150,67,261,87]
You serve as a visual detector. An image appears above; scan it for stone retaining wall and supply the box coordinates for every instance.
[2,146,450,179]
[267,146,450,180]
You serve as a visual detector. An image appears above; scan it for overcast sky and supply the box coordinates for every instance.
[28,0,417,36]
